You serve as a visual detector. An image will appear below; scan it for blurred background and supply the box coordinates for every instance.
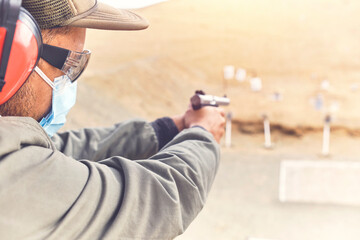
[64,0,360,239]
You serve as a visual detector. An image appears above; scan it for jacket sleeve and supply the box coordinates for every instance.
[51,119,161,161]
[0,122,220,240]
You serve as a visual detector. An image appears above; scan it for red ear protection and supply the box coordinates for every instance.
[0,0,42,105]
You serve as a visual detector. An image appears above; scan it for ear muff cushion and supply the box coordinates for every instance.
[0,8,41,105]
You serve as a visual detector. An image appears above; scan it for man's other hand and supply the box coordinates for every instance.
[172,106,226,143]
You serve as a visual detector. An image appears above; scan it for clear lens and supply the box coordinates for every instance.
[61,50,91,82]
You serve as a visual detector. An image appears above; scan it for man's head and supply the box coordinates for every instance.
[0,26,85,120]
[0,0,148,125]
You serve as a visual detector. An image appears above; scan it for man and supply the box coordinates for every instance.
[0,0,225,239]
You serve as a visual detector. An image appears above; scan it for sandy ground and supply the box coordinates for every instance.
[82,0,360,130]
[176,150,360,240]
[175,131,360,240]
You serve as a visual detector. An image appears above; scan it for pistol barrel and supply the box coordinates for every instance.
[191,94,230,110]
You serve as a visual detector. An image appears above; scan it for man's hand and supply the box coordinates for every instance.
[172,106,226,143]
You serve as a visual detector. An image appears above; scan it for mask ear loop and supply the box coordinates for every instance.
[34,66,55,89]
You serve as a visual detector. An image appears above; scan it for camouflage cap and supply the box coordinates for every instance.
[22,0,149,30]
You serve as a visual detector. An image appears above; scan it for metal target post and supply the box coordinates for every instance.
[225,112,233,148]
[322,114,331,157]
[263,114,272,149]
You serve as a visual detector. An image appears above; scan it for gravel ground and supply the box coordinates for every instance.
[177,133,360,240]
[177,152,360,240]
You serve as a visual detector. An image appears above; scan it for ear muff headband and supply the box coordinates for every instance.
[0,0,21,90]
[0,0,42,105]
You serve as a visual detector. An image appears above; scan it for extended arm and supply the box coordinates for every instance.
[51,117,179,161]
[0,117,219,239]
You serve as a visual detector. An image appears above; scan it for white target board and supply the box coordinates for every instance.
[250,77,262,92]
[223,65,235,80]
[279,160,360,206]
[235,68,247,82]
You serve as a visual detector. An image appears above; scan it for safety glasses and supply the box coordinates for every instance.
[41,44,91,82]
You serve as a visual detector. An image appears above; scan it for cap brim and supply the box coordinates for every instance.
[67,3,149,31]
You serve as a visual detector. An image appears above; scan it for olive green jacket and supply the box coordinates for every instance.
[0,116,220,240]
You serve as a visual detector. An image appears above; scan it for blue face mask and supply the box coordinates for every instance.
[35,66,78,137]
